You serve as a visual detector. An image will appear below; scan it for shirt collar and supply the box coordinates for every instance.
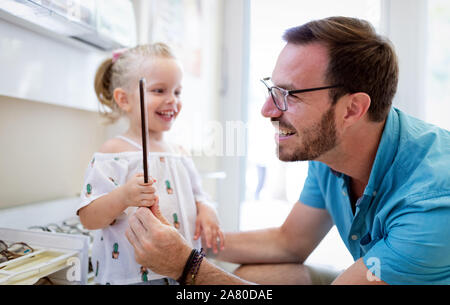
[363,107,400,196]
[329,107,400,196]
[330,168,342,178]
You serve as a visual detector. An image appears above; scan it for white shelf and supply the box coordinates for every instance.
[0,227,90,284]
[0,247,78,285]
[0,17,106,112]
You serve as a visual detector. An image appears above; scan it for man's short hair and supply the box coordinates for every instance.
[283,16,399,122]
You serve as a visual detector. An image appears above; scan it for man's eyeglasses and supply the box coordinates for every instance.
[261,77,342,111]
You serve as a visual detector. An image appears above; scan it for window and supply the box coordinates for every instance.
[426,0,450,131]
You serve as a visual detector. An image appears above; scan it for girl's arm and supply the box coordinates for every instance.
[78,185,128,230]
[79,173,158,230]
[194,201,224,253]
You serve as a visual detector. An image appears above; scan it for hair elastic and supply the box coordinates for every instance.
[112,48,128,63]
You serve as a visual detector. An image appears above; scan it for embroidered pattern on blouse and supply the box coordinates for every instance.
[112,243,119,259]
[173,213,180,229]
[165,180,173,194]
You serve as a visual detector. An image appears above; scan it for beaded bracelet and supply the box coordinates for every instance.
[189,248,205,285]
[177,249,197,285]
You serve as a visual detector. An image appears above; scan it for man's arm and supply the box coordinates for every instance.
[217,201,333,265]
[332,258,386,285]
[191,259,254,285]
[126,205,251,284]
[126,201,333,284]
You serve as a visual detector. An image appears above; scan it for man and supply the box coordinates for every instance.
[126,17,450,285]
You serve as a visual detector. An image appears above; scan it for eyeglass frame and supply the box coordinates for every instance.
[260,77,343,111]
[0,240,34,264]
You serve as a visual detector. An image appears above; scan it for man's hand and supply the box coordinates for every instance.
[125,204,192,279]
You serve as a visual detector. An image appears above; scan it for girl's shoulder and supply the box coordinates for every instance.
[96,138,191,158]
[98,137,140,154]
[150,141,190,156]
[175,144,190,156]
[167,143,191,156]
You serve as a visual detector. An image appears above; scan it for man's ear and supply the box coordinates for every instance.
[113,88,131,112]
[343,92,371,124]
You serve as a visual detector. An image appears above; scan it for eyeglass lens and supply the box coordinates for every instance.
[0,241,7,252]
[270,87,288,111]
[0,240,34,264]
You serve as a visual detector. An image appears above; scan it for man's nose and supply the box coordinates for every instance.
[261,95,283,118]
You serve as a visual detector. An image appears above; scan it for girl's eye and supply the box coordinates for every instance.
[151,88,165,94]
[175,91,181,97]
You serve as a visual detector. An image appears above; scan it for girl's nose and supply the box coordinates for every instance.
[166,93,177,104]
[261,95,283,118]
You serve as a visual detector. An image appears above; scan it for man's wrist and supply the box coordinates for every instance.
[176,248,206,285]
[177,248,196,284]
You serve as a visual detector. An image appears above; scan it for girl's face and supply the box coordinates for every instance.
[130,57,183,137]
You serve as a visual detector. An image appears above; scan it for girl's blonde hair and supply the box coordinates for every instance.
[94,42,176,123]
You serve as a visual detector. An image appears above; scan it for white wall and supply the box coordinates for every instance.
[0,95,109,208]
[0,14,110,208]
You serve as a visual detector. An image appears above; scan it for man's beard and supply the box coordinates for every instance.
[276,106,338,162]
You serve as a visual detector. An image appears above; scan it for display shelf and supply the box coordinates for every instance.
[0,246,78,285]
[0,227,90,284]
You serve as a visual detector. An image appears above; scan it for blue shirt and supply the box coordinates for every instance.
[299,107,450,284]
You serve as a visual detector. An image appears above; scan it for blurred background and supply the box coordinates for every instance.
[0,0,449,273]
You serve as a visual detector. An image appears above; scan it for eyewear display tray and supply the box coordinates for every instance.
[0,227,89,285]
[0,246,77,285]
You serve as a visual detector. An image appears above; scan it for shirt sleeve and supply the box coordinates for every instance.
[180,156,217,210]
[299,161,326,209]
[363,197,450,284]
[77,155,129,215]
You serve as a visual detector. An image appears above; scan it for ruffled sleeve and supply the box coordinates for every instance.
[77,154,129,215]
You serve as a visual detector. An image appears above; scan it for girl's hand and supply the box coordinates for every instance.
[121,173,158,208]
[194,202,225,254]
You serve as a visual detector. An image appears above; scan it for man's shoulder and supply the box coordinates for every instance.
[374,111,450,220]
[396,108,450,151]
[392,110,450,194]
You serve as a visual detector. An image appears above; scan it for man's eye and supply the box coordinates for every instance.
[287,94,302,103]
[152,89,165,94]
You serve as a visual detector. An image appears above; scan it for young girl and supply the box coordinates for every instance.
[77,43,224,285]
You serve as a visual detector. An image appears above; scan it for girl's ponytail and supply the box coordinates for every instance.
[94,57,121,123]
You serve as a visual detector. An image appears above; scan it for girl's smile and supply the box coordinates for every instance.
[155,108,179,122]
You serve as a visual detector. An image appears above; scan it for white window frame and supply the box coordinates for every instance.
[381,0,428,119]
[217,0,250,232]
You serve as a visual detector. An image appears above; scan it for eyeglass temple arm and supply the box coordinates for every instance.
[289,84,342,95]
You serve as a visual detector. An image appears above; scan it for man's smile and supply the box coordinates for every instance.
[272,119,297,142]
